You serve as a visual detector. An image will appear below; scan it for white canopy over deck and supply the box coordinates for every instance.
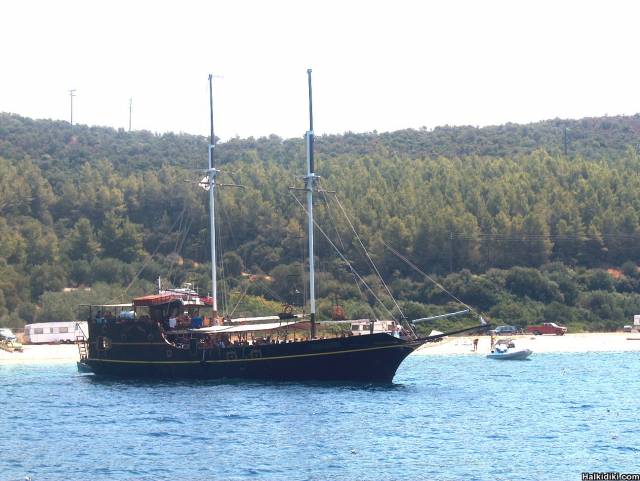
[191,320,303,334]
[79,303,133,308]
[229,314,305,323]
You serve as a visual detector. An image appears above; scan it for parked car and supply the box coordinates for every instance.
[491,325,520,336]
[0,328,16,341]
[0,328,22,351]
[527,322,567,336]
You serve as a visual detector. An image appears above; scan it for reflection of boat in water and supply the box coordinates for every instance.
[486,339,532,360]
[76,71,487,382]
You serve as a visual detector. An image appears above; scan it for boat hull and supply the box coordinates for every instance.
[80,334,419,383]
[486,349,532,360]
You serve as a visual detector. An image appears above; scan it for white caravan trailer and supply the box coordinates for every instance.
[23,321,88,344]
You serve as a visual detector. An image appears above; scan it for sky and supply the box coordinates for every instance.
[1,0,639,141]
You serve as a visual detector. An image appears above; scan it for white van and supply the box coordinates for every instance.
[23,321,88,344]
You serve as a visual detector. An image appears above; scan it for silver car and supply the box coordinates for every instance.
[0,328,16,341]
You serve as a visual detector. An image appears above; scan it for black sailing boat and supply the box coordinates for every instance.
[77,70,487,382]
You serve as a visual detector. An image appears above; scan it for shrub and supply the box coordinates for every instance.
[505,267,561,303]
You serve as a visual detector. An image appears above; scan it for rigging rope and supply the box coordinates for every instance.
[254,278,289,305]
[174,215,193,282]
[331,194,410,328]
[320,189,388,323]
[167,204,191,287]
[382,241,476,315]
[289,191,398,323]
[110,200,189,303]
[227,278,252,318]
[215,191,229,315]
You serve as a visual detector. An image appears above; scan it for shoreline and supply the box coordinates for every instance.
[414,332,640,356]
[0,344,80,365]
[1,333,639,365]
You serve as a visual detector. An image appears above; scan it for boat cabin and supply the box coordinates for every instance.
[350,319,398,336]
[81,292,312,356]
[132,293,212,330]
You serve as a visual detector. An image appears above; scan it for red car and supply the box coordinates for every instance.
[527,322,567,336]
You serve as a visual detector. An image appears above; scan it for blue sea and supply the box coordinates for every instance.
[2,352,639,481]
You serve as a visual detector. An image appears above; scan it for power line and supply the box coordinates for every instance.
[449,232,640,241]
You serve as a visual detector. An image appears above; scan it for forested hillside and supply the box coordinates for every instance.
[2,112,640,332]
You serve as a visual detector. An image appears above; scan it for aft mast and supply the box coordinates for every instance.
[208,74,219,320]
[305,69,318,339]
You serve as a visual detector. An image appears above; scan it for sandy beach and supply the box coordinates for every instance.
[0,343,80,364]
[1,333,639,365]
[415,332,640,355]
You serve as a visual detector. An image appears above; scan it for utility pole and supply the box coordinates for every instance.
[128,98,132,132]
[563,127,569,157]
[69,89,76,126]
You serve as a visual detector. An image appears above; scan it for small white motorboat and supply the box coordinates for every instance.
[486,339,532,360]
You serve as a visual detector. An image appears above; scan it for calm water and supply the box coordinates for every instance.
[2,352,639,481]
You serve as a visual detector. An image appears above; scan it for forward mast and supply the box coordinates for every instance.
[207,74,219,319]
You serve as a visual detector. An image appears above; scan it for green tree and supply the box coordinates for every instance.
[101,213,144,262]
[505,267,561,303]
[30,264,67,298]
[67,218,102,260]
[222,251,244,278]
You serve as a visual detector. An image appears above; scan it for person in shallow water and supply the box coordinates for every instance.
[473,338,479,351]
